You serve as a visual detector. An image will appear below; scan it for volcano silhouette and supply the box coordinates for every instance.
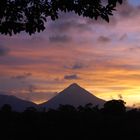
[40,83,105,109]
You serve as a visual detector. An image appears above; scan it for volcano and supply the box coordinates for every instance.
[40,83,105,109]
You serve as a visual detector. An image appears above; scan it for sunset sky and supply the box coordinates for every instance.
[0,0,140,106]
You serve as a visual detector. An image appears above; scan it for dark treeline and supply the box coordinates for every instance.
[0,100,140,140]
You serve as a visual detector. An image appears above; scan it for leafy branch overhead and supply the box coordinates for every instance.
[0,0,123,35]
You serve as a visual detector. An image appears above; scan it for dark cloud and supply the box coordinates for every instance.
[48,12,91,33]
[12,73,32,80]
[0,45,9,56]
[64,63,85,70]
[64,74,79,80]
[72,63,84,69]
[49,35,72,43]
[97,36,111,43]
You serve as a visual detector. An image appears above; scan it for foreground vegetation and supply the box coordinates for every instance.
[0,99,140,140]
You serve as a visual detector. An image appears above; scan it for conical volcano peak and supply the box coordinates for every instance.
[68,83,81,88]
[65,83,84,92]
[40,83,105,109]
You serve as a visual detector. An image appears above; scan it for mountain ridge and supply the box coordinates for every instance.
[0,94,37,112]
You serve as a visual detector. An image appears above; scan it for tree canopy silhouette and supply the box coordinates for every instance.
[0,0,123,35]
[103,99,126,115]
[1,104,12,113]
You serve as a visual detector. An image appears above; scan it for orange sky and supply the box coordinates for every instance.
[0,1,140,106]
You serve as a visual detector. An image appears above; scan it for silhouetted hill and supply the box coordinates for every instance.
[40,83,105,109]
[0,94,37,112]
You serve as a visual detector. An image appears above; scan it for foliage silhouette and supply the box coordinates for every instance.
[24,106,37,113]
[1,104,12,113]
[58,104,77,112]
[0,0,123,35]
[1,99,140,140]
[103,99,126,115]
